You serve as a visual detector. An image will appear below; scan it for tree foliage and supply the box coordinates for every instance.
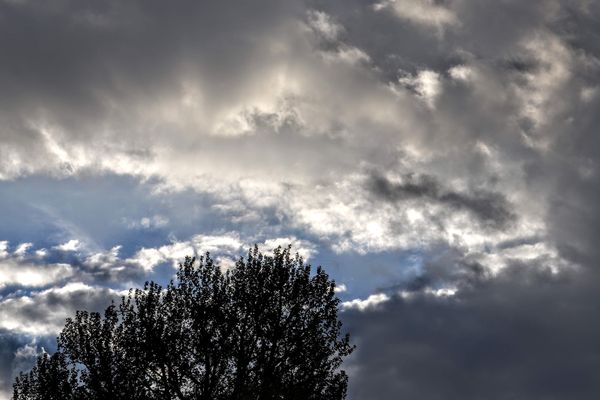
[13,246,354,400]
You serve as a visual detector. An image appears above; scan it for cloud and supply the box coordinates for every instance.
[126,233,244,271]
[0,244,74,290]
[367,172,515,229]
[0,283,122,336]
[259,237,318,261]
[0,0,588,266]
[0,259,73,290]
[334,283,347,293]
[124,215,169,230]
[126,233,318,271]
[0,233,319,292]
[79,245,147,282]
[343,265,600,400]
[374,0,459,30]
[0,242,8,259]
[342,293,390,311]
[307,10,343,42]
[396,69,442,108]
[13,243,32,257]
[0,239,156,288]
[0,1,593,268]
[53,239,81,252]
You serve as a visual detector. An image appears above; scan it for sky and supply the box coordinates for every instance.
[1,0,600,398]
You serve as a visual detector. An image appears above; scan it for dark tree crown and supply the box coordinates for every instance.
[13,246,354,400]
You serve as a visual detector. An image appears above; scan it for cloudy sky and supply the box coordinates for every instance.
[1,0,600,398]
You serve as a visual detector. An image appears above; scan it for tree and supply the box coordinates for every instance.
[13,246,354,400]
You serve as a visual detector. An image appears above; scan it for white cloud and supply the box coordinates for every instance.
[396,70,442,108]
[334,283,347,293]
[307,10,343,41]
[53,239,81,252]
[127,233,244,271]
[126,234,319,273]
[449,65,474,81]
[400,286,458,299]
[321,45,371,66]
[375,0,459,30]
[85,246,122,270]
[260,237,318,261]
[35,248,48,258]
[13,243,33,257]
[13,243,32,257]
[342,293,390,311]
[127,247,166,272]
[466,241,571,276]
[192,234,245,254]
[124,215,169,230]
[0,259,73,289]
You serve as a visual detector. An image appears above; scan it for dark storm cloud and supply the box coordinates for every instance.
[343,264,600,400]
[368,173,515,228]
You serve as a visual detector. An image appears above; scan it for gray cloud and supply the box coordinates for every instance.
[344,264,600,400]
[368,173,515,228]
[0,283,122,336]
[0,332,27,399]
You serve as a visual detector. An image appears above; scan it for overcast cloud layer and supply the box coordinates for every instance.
[1,0,600,398]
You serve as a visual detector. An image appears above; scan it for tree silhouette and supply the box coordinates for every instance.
[13,246,354,400]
